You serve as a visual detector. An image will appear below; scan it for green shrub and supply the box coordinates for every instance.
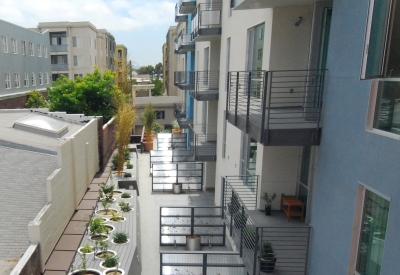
[103,255,119,268]
[113,232,128,243]
[121,192,131,198]
[25,90,48,108]
[124,172,132,178]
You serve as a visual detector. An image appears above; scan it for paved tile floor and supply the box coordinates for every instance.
[137,152,216,275]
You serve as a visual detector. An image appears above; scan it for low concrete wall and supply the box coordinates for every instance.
[10,244,41,275]
[0,90,48,109]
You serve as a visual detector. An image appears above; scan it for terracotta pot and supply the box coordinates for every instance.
[143,141,153,151]
[172,129,182,134]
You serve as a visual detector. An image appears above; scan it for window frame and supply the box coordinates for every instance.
[14,73,20,88]
[45,72,49,84]
[39,72,43,85]
[38,44,42,57]
[21,41,26,55]
[72,36,82,48]
[24,73,29,87]
[349,184,391,275]
[5,73,11,89]
[366,79,400,140]
[29,42,34,56]
[43,46,47,58]
[12,38,17,54]
[2,36,8,53]
[73,55,83,67]
[31,72,36,86]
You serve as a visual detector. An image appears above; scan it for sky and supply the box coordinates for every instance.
[0,0,177,67]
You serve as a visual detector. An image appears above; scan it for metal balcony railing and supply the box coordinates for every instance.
[227,70,325,146]
[160,206,225,246]
[174,103,186,119]
[179,0,197,14]
[174,31,194,54]
[191,2,222,41]
[50,44,68,52]
[160,252,245,275]
[152,162,203,191]
[157,133,187,150]
[189,70,219,101]
[51,63,68,71]
[222,176,311,275]
[174,71,191,89]
[175,3,188,22]
[189,124,217,161]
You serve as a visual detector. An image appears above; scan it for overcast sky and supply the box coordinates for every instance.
[0,0,177,67]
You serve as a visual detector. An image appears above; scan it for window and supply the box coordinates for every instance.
[2,36,8,53]
[21,41,26,55]
[45,72,49,84]
[95,56,97,65]
[354,188,390,275]
[24,73,29,87]
[90,55,92,66]
[12,38,17,54]
[14,73,20,88]
[31,73,36,86]
[38,44,42,57]
[5,73,11,89]
[72,36,82,47]
[51,55,67,64]
[361,0,400,79]
[155,111,165,119]
[43,46,47,58]
[90,36,92,48]
[73,55,82,66]
[94,39,96,49]
[39,72,43,85]
[74,74,83,79]
[29,42,34,56]
[50,32,67,45]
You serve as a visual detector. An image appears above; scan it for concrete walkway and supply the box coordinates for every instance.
[137,152,215,275]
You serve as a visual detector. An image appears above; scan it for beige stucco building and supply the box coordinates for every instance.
[34,21,116,81]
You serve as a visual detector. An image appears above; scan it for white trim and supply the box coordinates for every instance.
[360,0,375,79]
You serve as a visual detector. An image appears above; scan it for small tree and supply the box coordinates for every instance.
[25,90,48,108]
[151,77,164,96]
[115,96,137,174]
[141,103,156,135]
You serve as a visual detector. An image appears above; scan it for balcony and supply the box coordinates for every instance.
[174,31,194,54]
[174,71,191,90]
[189,124,217,161]
[189,71,219,101]
[191,2,222,42]
[232,0,316,10]
[175,4,188,22]
[227,70,325,146]
[51,63,68,71]
[174,103,193,128]
[222,176,311,275]
[179,0,196,14]
[50,44,68,52]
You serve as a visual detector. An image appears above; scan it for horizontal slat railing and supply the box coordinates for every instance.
[227,70,325,144]
[157,133,187,150]
[161,252,245,275]
[191,2,222,40]
[160,207,225,246]
[190,70,219,98]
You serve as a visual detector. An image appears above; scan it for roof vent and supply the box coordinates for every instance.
[13,114,69,138]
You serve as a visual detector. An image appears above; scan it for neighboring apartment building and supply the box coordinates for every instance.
[0,19,52,108]
[162,42,167,92]
[166,0,400,274]
[34,22,116,81]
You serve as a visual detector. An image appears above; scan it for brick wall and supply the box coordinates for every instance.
[10,244,41,275]
[101,117,117,170]
[0,91,48,109]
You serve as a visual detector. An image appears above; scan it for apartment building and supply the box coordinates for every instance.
[0,19,51,108]
[35,22,116,81]
[165,0,400,274]
[115,44,130,91]
[165,26,179,96]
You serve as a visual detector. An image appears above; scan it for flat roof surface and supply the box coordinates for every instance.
[0,110,86,153]
[0,146,58,272]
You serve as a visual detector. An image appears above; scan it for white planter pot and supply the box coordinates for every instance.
[95,250,117,260]
[173,183,182,194]
[89,234,109,242]
[186,235,201,251]
[102,268,125,275]
[111,238,130,245]
[69,268,101,275]
[77,245,94,255]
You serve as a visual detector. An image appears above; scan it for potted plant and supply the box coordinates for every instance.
[141,103,156,151]
[102,268,125,275]
[70,253,102,275]
[113,232,129,244]
[260,241,277,273]
[95,240,117,259]
[89,217,108,235]
[125,161,133,169]
[109,211,126,222]
[121,192,131,198]
[171,119,181,134]
[100,255,119,269]
[261,192,276,216]
[78,243,94,254]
